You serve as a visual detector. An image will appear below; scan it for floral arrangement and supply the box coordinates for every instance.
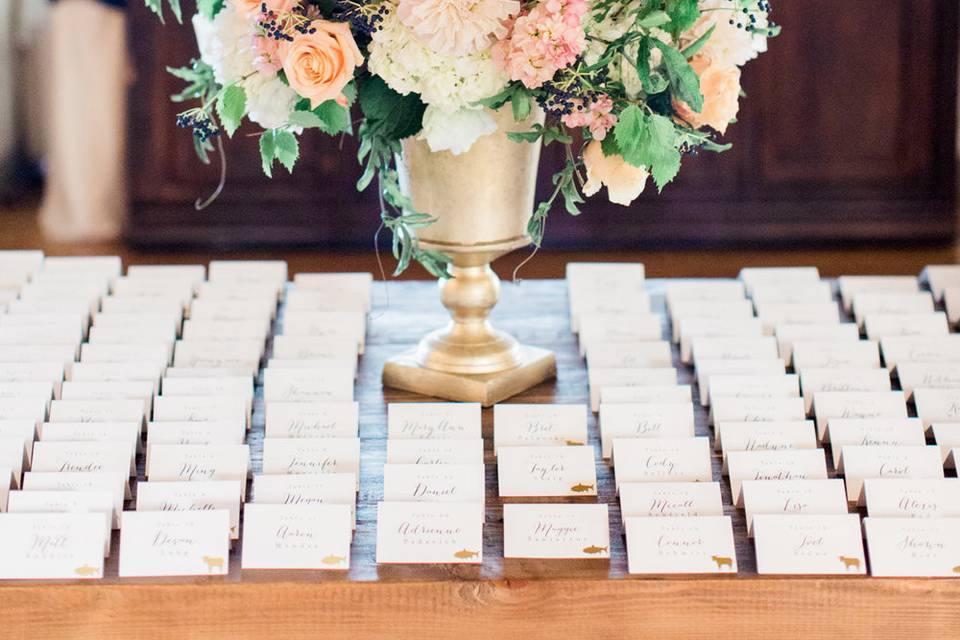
[150,0,778,275]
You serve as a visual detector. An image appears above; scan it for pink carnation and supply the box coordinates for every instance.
[561,94,617,140]
[492,0,587,89]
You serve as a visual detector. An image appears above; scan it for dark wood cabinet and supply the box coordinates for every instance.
[126,0,958,250]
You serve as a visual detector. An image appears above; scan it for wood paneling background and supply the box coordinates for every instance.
[126,0,959,250]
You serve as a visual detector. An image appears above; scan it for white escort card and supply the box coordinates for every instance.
[864,312,949,340]
[827,418,926,467]
[566,262,646,332]
[584,341,672,369]
[0,437,24,487]
[695,359,786,406]
[48,399,145,428]
[267,358,357,380]
[40,422,140,469]
[61,381,154,416]
[913,389,960,430]
[0,344,77,368]
[265,402,359,439]
[864,517,960,577]
[933,424,960,466]
[503,503,610,559]
[898,363,960,398]
[751,281,833,305]
[285,290,367,313]
[387,403,481,439]
[840,445,944,504]
[716,421,817,461]
[6,490,113,556]
[791,340,881,371]
[69,363,163,392]
[624,515,737,574]
[172,340,262,374]
[710,396,806,426]
[42,255,121,278]
[619,482,723,518]
[375,501,482,564]
[601,384,692,406]
[162,376,252,401]
[880,335,960,370]
[0,397,50,426]
[22,471,126,527]
[612,437,711,488]
[261,438,360,482]
[741,479,848,536]
[497,446,597,497]
[137,480,243,539]
[80,343,171,370]
[263,368,354,403]
[599,403,695,458]
[147,444,250,498]
[119,510,231,577]
[0,362,65,397]
[281,311,366,354]
[739,267,820,296]
[753,514,866,575]
[241,504,352,570]
[253,473,356,525]
[189,298,274,324]
[146,420,245,450]
[812,391,907,442]
[775,323,860,364]
[664,280,745,310]
[88,324,177,347]
[271,336,359,362]
[799,368,891,412]
[755,302,841,335]
[0,420,35,465]
[690,337,779,368]
[153,396,249,430]
[668,298,754,343]
[726,449,828,505]
[208,259,287,289]
[678,317,764,364]
[0,382,54,407]
[383,464,484,504]
[708,374,799,405]
[386,439,484,466]
[493,404,588,451]
[588,367,677,413]
[852,292,934,327]
[93,311,181,337]
[920,264,960,302]
[293,271,373,310]
[863,478,960,518]
[578,314,662,354]
[837,275,918,312]
[0,512,106,579]
[126,264,205,290]
[182,320,268,342]
[31,441,134,481]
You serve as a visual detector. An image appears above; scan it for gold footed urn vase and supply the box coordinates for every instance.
[382,108,557,406]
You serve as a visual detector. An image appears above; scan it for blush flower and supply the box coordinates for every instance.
[283,20,363,108]
[492,0,587,89]
[582,139,649,206]
[397,0,520,55]
[561,94,617,141]
[672,54,741,134]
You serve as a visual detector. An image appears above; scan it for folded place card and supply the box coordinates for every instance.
[253,473,356,517]
[570,296,652,333]
[0,325,82,349]
[197,282,281,305]
[40,421,140,468]
[95,309,182,334]
[503,503,610,559]
[727,449,828,505]
[241,503,353,570]
[668,298,754,343]
[189,298,275,324]
[0,420,36,465]
[751,281,834,305]
[147,444,250,499]
[933,423,960,466]
[799,368,892,412]
[261,438,360,482]
[840,445,944,504]
[146,420,246,452]
[48,399,145,428]
[578,314,662,355]
[584,341,672,369]
[920,264,960,302]
[493,404,588,451]
[164,367,252,380]
[619,481,723,518]
[137,480,243,539]
[695,358,786,406]
[293,272,373,309]
[152,395,249,430]
[281,312,365,354]
[0,344,77,368]
[181,320,268,342]
[69,363,163,392]
[208,259,287,287]
[740,267,821,296]
[80,343,171,369]
[852,292,934,327]
[0,512,106,579]
[271,336,359,362]
[161,376,253,401]
[664,280,745,310]
[88,325,176,346]
[60,381,154,416]
[708,374,799,405]
[126,263,205,287]
[865,517,960,577]
[599,403,695,458]
[566,262,646,325]
[864,312,949,340]
[827,418,926,467]
[264,402,359,439]
[0,382,54,406]
[612,437,712,488]
[679,317,764,364]
[710,396,806,426]
[812,391,907,441]
[386,439,484,466]
[791,340,881,371]
[383,463,485,504]
[741,479,848,536]
[22,471,126,527]
[375,501,482,564]
[880,335,960,370]
[837,275,918,312]
[624,515,737,574]
[263,368,354,404]
[588,367,677,413]
[0,397,49,426]
[172,340,262,373]
[716,420,817,458]
[863,478,960,518]
[119,509,231,577]
[5,490,113,555]
[267,358,358,381]
[285,291,366,314]
[753,513,866,575]
[0,437,24,488]
[690,337,779,368]
[897,363,960,398]
[497,446,597,497]
[945,288,960,324]
[387,403,481,439]
[601,384,692,406]
[31,440,135,478]
[0,362,65,397]
[774,323,860,365]
[755,302,841,335]
[913,389,960,430]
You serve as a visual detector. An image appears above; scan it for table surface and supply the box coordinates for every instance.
[3,278,959,639]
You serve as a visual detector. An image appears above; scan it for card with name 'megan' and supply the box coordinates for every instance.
[376,501,482,564]
[497,446,597,498]
[599,403,695,459]
[619,482,723,519]
[387,403,481,440]
[252,473,357,527]
[386,439,484,466]
[503,503,610,559]
[241,504,352,570]
[863,478,960,518]
[264,402,359,439]
[624,515,737,574]
[0,512,106,579]
[119,510,231,577]
[137,480,242,539]
[753,513,866,575]
[864,517,960,577]
[493,404,588,451]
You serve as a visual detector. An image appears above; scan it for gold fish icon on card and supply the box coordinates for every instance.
[321,554,347,565]
[582,545,608,555]
[570,483,595,493]
[74,565,100,577]
[453,549,480,560]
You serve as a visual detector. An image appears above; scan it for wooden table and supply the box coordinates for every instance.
[3,279,959,639]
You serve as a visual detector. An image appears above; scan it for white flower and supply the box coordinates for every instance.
[683,0,769,67]
[192,5,254,85]
[397,0,520,55]
[418,106,497,155]
[244,73,299,130]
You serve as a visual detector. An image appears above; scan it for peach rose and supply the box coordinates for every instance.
[283,20,363,109]
[582,139,649,206]
[673,54,741,134]
[233,0,297,18]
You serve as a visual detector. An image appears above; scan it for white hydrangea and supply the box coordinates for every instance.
[683,0,769,67]
[418,106,497,155]
[368,7,508,113]
[585,8,671,100]
[244,73,299,131]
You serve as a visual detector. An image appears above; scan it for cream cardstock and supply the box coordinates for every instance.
[612,437,712,488]
[570,297,652,333]
[755,302,840,335]
[497,446,597,497]
[208,259,287,287]
[189,298,275,324]
[0,325,82,348]
[146,420,246,451]
[253,473,356,510]
[624,515,737,574]
[799,368,892,412]
[710,396,806,426]
[503,503,610,559]
[898,363,960,399]
[197,282,282,305]
[80,343,171,369]
[750,281,834,305]
[707,374,799,405]
[271,336,359,362]
[387,403,481,439]
[727,449,828,505]
[172,340,262,374]
[40,421,140,470]
[182,320,268,342]
[791,340,881,371]
[678,317,764,364]
[0,397,52,425]
[0,382,54,406]
[22,471,126,527]
[913,389,960,430]
[864,517,960,577]
[5,490,113,555]
[88,325,176,346]
[147,444,250,498]
[668,298,754,343]
[945,288,960,324]
[493,404,588,451]
[920,265,960,302]
[584,341,672,368]
[261,438,360,482]
[285,290,367,314]
[383,464,485,504]
[164,367,252,380]
[281,311,366,354]
[0,512,106,579]
[774,323,860,365]
[161,376,253,401]
[932,423,960,466]
[265,402,359,439]
[619,482,723,519]
[695,359,785,406]
[739,267,820,296]
[31,440,135,478]
[753,513,866,575]
[664,280,745,310]
[599,403,695,458]
[241,503,353,570]
[69,363,162,393]
[42,255,121,277]
[837,275,918,312]
[827,418,926,467]
[0,437,24,488]
[263,368,354,404]
[60,381,154,416]
[118,509,231,577]
[690,337,779,368]
[386,439,484,466]
[880,336,960,370]
[375,501,482,564]
[864,312,949,340]
[137,480,243,539]
[0,344,77,368]
[840,445,944,504]
[126,264,205,289]
[0,362,65,397]
[588,367,677,412]
[812,391,907,441]
[95,309,182,334]
[0,420,35,465]
[863,478,960,518]
[152,396,249,430]
[742,479,848,536]
[578,314,662,355]
[601,385,692,406]
[292,271,373,311]
[852,292,934,327]
[267,358,358,381]
[716,420,817,460]
[566,262,646,332]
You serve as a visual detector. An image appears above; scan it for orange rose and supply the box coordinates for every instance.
[283,20,363,109]
[673,54,741,134]
[582,140,649,206]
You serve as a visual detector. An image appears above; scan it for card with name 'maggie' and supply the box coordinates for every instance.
[386,439,484,466]
[612,437,712,488]
[241,504,352,570]
[493,404,588,452]
[753,514,866,575]
[840,445,944,504]
[741,479,849,536]
[265,402,359,439]
[726,449,829,506]
[503,503,610,559]
[383,464,485,505]
[387,403,481,439]
[119,510,231,577]
[619,482,723,519]
[865,517,960,577]
[624,516,737,574]
[599,403,695,459]
[0,512,106,579]
[497,446,597,498]
[376,501,482,564]
[136,480,243,539]
[863,478,960,518]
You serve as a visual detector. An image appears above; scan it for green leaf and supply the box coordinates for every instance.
[145,0,164,23]
[273,130,299,173]
[664,0,700,39]
[638,10,671,29]
[193,136,213,165]
[216,85,246,137]
[359,75,425,140]
[197,0,225,20]
[650,148,681,192]
[652,39,703,113]
[600,133,620,157]
[474,85,514,111]
[681,24,714,59]
[613,105,646,167]
[166,0,182,23]
[507,130,543,144]
[259,131,276,178]
[614,107,682,191]
[511,86,531,122]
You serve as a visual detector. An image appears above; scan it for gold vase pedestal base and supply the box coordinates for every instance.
[382,346,556,407]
